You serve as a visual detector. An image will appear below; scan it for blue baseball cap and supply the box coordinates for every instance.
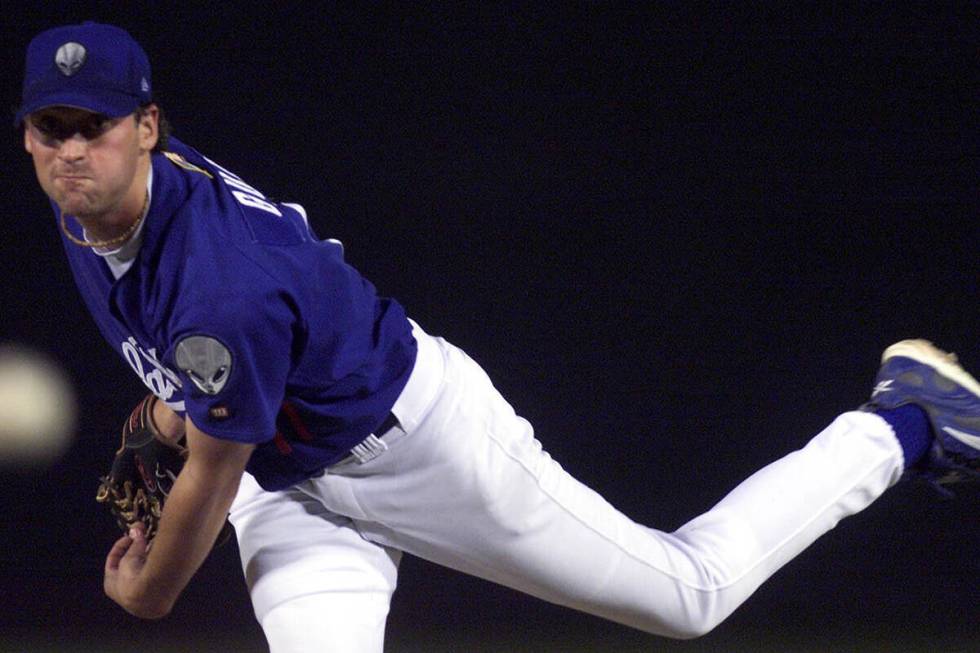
[16,22,152,126]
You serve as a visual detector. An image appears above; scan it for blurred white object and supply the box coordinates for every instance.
[0,344,77,465]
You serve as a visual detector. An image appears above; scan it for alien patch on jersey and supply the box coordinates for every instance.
[174,335,232,396]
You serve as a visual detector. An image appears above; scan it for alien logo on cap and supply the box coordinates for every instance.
[54,42,86,76]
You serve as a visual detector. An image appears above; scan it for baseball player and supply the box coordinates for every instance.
[18,22,979,652]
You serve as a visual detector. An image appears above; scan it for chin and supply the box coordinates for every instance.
[57,196,99,220]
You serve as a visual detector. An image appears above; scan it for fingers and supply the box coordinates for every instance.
[124,526,149,562]
[104,526,151,611]
[105,532,134,574]
[104,525,148,575]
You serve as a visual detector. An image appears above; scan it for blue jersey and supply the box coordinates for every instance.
[59,137,417,491]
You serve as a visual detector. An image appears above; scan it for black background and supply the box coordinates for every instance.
[0,4,976,651]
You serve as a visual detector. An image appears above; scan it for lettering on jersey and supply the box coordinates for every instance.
[202,154,282,217]
[174,335,232,396]
[231,189,283,216]
[121,337,182,402]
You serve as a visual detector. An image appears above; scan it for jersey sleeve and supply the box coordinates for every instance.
[168,290,296,444]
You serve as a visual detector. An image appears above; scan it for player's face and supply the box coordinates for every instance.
[23,106,157,221]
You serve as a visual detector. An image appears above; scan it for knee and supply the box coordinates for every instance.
[666,617,721,640]
[261,592,389,653]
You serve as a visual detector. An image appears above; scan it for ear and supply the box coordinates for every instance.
[23,125,33,154]
[137,105,159,152]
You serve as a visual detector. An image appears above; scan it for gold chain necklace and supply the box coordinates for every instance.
[60,190,149,249]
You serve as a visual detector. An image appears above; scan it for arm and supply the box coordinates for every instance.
[103,415,254,618]
[151,399,186,444]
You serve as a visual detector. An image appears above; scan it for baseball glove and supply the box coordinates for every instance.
[96,394,186,541]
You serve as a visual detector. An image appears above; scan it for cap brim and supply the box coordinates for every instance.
[15,89,140,126]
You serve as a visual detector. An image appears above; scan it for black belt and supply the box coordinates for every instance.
[375,412,399,438]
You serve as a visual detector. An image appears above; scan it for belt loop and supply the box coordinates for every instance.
[349,434,389,464]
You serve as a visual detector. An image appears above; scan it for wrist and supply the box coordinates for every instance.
[122,580,173,620]
[150,397,185,444]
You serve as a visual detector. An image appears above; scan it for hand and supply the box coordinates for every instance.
[103,524,160,618]
[100,418,252,619]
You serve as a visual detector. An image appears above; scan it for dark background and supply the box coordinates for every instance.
[0,3,976,651]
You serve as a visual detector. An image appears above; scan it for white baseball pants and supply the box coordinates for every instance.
[228,324,905,652]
